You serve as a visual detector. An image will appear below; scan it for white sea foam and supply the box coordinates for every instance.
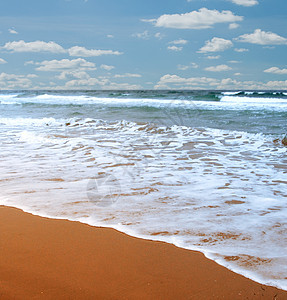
[0,113,286,290]
[221,95,287,104]
[1,93,287,111]
[222,91,242,95]
[0,90,286,289]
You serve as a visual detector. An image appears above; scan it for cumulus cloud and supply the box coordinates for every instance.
[168,39,188,51]
[132,31,150,39]
[177,65,189,70]
[114,73,142,78]
[229,23,239,30]
[64,76,142,90]
[155,74,287,90]
[167,45,183,51]
[154,32,165,39]
[177,63,198,70]
[9,28,18,34]
[265,80,287,89]
[32,58,96,72]
[205,64,232,72]
[150,8,243,29]
[1,40,66,53]
[102,82,142,90]
[236,29,287,45]
[1,40,123,57]
[0,58,7,64]
[0,72,34,89]
[170,39,188,45]
[198,37,233,53]
[234,48,249,52]
[216,78,287,90]
[68,46,123,57]
[56,71,91,80]
[100,64,115,71]
[155,74,218,89]
[264,67,287,75]
[65,77,105,88]
[229,0,258,6]
[206,55,221,59]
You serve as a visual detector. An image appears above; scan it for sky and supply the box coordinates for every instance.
[0,0,287,90]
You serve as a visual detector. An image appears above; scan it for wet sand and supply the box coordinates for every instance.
[0,205,286,299]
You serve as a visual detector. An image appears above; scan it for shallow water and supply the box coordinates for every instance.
[0,90,286,290]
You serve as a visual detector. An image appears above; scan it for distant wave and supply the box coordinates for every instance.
[0,90,287,111]
[222,91,287,98]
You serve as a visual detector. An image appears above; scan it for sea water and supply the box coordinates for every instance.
[0,90,286,290]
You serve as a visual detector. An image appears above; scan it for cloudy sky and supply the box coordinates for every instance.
[0,0,287,90]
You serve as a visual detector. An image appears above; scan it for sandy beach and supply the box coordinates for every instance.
[0,206,286,299]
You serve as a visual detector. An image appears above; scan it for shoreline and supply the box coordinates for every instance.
[1,205,286,299]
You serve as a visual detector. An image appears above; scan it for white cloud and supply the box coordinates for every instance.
[27,74,38,78]
[24,60,35,66]
[177,63,198,70]
[229,23,239,30]
[229,60,240,63]
[150,8,243,29]
[229,0,258,6]
[170,39,188,45]
[114,73,142,78]
[236,29,287,45]
[56,71,90,80]
[68,46,122,57]
[9,28,18,34]
[132,30,150,39]
[234,73,241,76]
[64,76,142,90]
[102,82,142,90]
[154,32,165,39]
[107,35,114,38]
[155,74,287,90]
[177,65,189,70]
[0,58,7,64]
[0,72,34,89]
[1,40,66,53]
[100,64,115,71]
[1,40,123,58]
[265,80,287,89]
[65,78,105,88]
[33,58,96,72]
[206,55,221,59]
[198,37,233,53]
[167,45,183,51]
[234,48,249,52]
[205,64,232,72]
[264,67,287,75]
[218,78,287,90]
[155,74,218,89]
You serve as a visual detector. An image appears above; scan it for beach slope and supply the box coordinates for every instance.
[0,206,286,299]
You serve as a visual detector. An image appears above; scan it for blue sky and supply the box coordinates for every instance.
[0,0,287,90]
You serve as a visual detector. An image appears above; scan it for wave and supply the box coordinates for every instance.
[221,95,287,104]
[222,91,287,98]
[1,113,286,290]
[1,91,287,111]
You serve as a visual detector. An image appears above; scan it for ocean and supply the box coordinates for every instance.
[0,90,286,290]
